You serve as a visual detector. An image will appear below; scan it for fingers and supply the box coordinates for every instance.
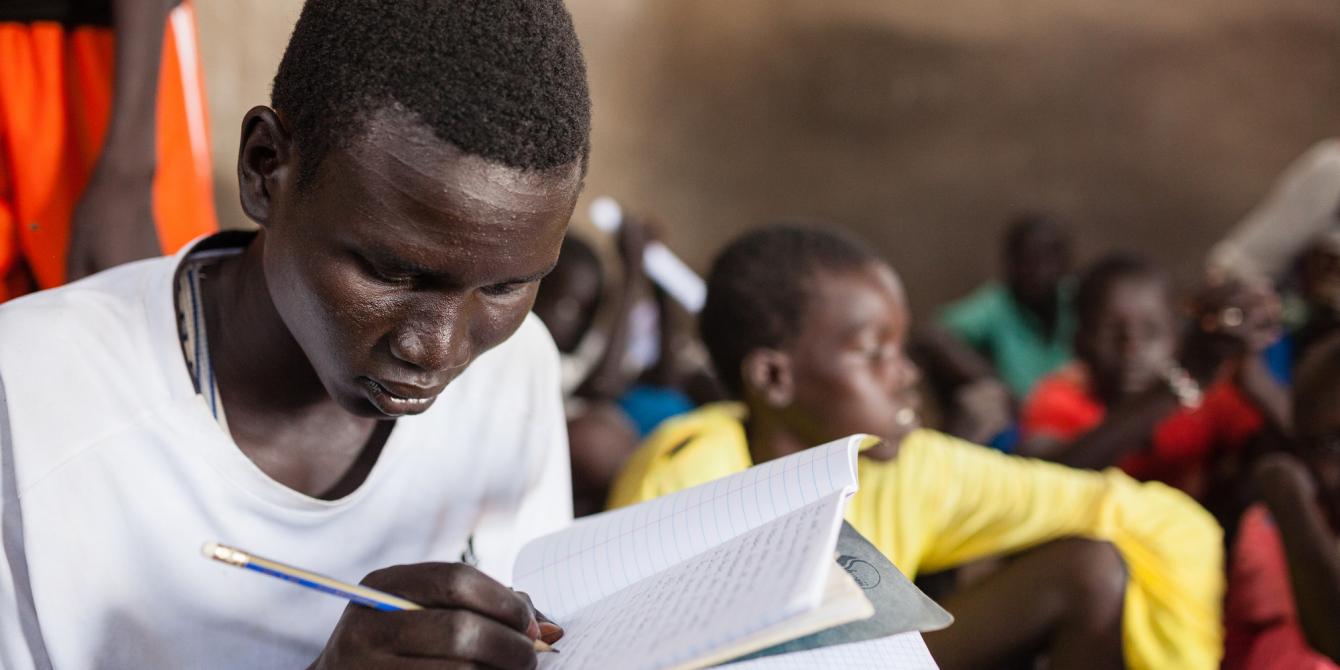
[368,655,498,670]
[374,608,539,670]
[361,563,533,634]
[1190,280,1281,354]
[515,591,565,643]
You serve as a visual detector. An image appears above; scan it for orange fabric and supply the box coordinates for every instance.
[0,4,215,302]
[1224,505,1339,670]
[1021,362,1265,495]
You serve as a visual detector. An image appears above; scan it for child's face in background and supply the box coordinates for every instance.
[533,254,602,354]
[780,263,921,452]
[1076,277,1176,403]
[1006,227,1071,312]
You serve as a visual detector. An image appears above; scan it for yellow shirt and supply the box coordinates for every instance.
[609,403,1224,670]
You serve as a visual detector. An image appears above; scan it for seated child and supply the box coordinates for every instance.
[533,234,640,516]
[610,226,1224,670]
[1020,253,1288,499]
[533,221,700,515]
[1226,333,1340,669]
[939,213,1076,398]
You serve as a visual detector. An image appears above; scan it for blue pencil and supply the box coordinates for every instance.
[201,542,555,652]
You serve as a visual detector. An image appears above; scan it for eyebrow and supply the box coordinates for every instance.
[506,263,558,285]
[372,254,437,277]
[369,250,556,285]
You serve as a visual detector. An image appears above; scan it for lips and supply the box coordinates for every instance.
[360,377,441,416]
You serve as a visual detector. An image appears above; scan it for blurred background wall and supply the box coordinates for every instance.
[196,0,1340,316]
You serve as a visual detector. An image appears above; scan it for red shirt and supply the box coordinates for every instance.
[1021,363,1264,495]
[1223,505,1338,670]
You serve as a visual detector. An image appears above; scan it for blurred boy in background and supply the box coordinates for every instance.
[612,225,1225,670]
[939,212,1076,398]
[1020,254,1289,505]
[534,215,712,515]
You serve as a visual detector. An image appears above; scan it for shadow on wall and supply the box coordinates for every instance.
[570,0,1340,315]
[196,0,1340,315]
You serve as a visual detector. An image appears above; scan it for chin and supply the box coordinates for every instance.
[324,377,391,418]
[1120,375,1161,398]
[334,392,389,418]
[876,419,918,444]
[889,423,918,442]
[862,427,913,461]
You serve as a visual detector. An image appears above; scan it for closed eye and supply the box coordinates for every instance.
[350,250,428,286]
[358,258,414,285]
[480,281,529,297]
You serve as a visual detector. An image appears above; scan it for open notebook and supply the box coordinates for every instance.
[511,434,943,669]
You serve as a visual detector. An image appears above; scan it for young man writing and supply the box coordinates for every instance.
[0,1,588,667]
[611,226,1224,670]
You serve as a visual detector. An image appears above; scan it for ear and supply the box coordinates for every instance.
[741,348,795,409]
[237,106,296,227]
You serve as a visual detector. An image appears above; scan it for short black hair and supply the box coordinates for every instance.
[1003,211,1068,258]
[1074,252,1166,325]
[271,0,591,187]
[700,225,881,397]
[555,235,602,283]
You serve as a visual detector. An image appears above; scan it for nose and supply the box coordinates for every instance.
[1117,325,1141,355]
[389,296,472,373]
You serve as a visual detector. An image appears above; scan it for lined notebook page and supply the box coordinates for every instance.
[514,435,864,619]
[538,494,846,670]
[726,632,938,669]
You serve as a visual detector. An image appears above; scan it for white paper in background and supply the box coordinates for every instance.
[725,632,939,669]
[589,196,707,313]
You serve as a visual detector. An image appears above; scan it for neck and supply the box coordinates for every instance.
[1086,367,1126,407]
[743,407,813,465]
[201,232,333,416]
[1020,292,1059,333]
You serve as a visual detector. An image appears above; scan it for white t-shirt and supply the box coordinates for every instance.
[0,238,572,669]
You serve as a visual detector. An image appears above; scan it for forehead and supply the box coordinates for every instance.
[801,263,907,336]
[314,107,582,266]
[1095,277,1168,317]
[1009,226,1067,257]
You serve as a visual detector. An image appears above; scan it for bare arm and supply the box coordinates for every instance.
[1020,384,1180,466]
[1236,355,1293,434]
[574,219,651,401]
[1254,454,1340,661]
[909,324,1013,445]
[67,0,178,280]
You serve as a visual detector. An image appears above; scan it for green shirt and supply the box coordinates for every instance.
[939,281,1075,397]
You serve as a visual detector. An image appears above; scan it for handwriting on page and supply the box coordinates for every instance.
[515,437,859,619]
[539,495,843,670]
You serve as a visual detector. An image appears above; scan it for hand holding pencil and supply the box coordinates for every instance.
[204,543,560,668]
